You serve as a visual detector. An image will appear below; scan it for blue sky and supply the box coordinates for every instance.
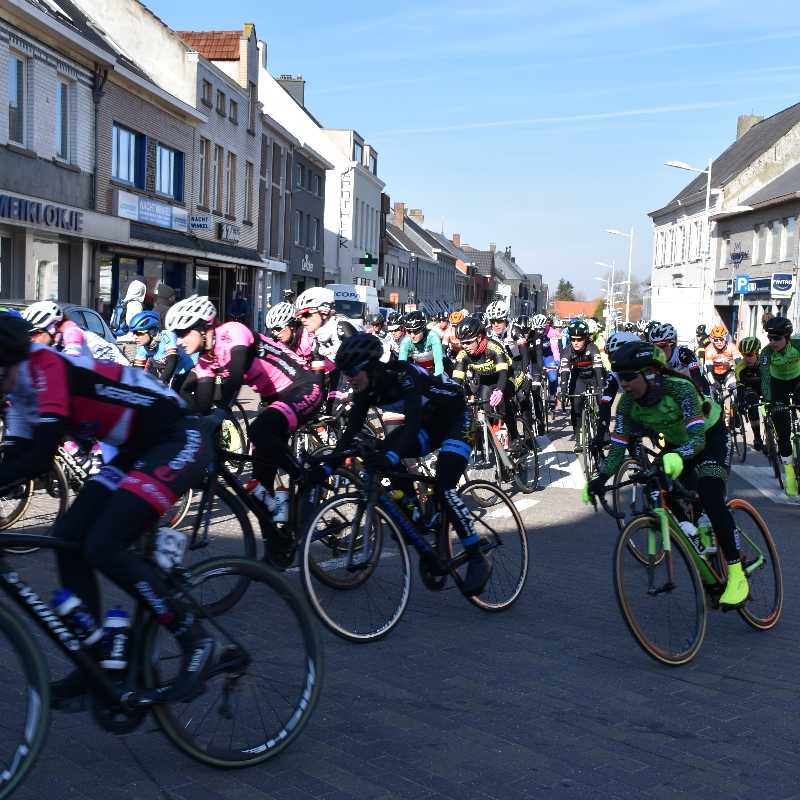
[148,0,800,296]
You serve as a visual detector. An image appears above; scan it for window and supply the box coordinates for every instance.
[752,225,761,264]
[199,138,210,207]
[212,145,224,212]
[216,90,226,116]
[786,217,798,262]
[305,213,312,247]
[248,81,257,132]
[225,151,237,216]
[718,235,730,269]
[272,143,282,186]
[313,174,322,196]
[294,162,303,188]
[55,80,69,159]
[229,99,238,125]
[294,210,302,245]
[112,124,142,186]
[312,217,320,251]
[353,141,363,164]
[156,144,183,200]
[369,152,377,175]
[774,220,785,262]
[244,161,254,220]
[8,56,25,144]
[764,222,778,263]
[201,79,212,106]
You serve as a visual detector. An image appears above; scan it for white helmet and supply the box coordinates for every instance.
[164,295,217,332]
[606,331,640,355]
[531,314,547,329]
[23,300,63,332]
[265,302,295,331]
[294,287,334,315]
[485,300,509,321]
[586,319,599,335]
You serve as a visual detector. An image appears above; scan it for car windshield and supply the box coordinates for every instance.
[335,299,365,318]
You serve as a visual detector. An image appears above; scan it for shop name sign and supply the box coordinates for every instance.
[190,213,210,231]
[115,189,188,232]
[0,194,83,232]
[301,253,315,273]
[218,222,241,244]
[772,272,795,298]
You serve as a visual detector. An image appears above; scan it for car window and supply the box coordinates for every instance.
[83,310,108,338]
[65,309,86,328]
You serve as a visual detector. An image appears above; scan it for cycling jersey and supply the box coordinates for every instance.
[704,342,740,376]
[735,359,762,392]
[135,330,194,381]
[759,337,800,396]
[398,331,444,376]
[558,342,604,395]
[452,338,510,391]
[490,329,530,389]
[540,326,561,363]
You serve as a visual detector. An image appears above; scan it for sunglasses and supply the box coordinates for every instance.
[617,370,642,382]
[296,310,317,319]
[767,334,785,341]
[570,336,586,342]
[490,319,506,324]
[653,340,672,348]
[341,362,370,378]
[711,337,725,344]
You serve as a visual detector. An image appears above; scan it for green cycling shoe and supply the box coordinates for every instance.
[719,561,749,609]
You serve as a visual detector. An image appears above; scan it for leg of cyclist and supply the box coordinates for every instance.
[769,375,800,494]
[526,373,545,435]
[742,389,762,450]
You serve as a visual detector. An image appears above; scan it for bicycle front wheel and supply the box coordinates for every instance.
[301,494,411,642]
[512,422,540,493]
[0,602,50,799]
[445,480,529,611]
[729,411,747,464]
[147,557,322,767]
[612,458,651,542]
[579,407,599,481]
[614,517,706,666]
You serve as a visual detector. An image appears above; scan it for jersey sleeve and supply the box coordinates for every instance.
[134,345,149,366]
[670,379,708,461]
[398,337,411,362]
[429,332,444,376]
[159,330,178,355]
[28,349,70,420]
[452,350,469,383]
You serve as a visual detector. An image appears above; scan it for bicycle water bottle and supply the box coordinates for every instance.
[153,526,189,572]
[695,513,717,554]
[390,489,421,522]
[100,607,131,671]
[52,589,103,646]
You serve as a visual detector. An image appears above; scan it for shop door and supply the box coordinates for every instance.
[226,266,252,324]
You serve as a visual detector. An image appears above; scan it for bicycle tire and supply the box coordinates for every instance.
[611,459,663,571]
[146,557,322,767]
[229,399,251,444]
[160,489,193,529]
[614,516,706,666]
[465,422,502,501]
[445,480,529,611]
[218,416,249,476]
[763,415,783,486]
[578,406,598,481]
[512,422,539,493]
[301,493,412,642]
[728,408,747,465]
[0,480,33,532]
[0,601,50,800]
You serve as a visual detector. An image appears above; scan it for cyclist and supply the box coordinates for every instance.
[511,316,543,433]
[316,333,491,596]
[293,287,338,366]
[760,316,800,495]
[532,314,560,410]
[365,312,393,362]
[596,330,641,447]
[166,296,324,523]
[695,324,710,366]
[386,312,405,358]
[735,336,764,452]
[130,310,195,391]
[0,313,215,707]
[22,300,128,365]
[486,300,513,345]
[398,311,445,376]
[559,319,605,449]
[704,324,741,404]
[648,322,708,395]
[431,311,454,345]
[584,340,749,610]
[265,302,300,347]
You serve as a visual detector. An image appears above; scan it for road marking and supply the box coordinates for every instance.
[486,497,539,518]
[731,463,800,507]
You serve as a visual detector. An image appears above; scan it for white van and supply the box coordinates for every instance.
[327,284,379,321]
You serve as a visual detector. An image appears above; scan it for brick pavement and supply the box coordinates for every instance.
[7,409,800,800]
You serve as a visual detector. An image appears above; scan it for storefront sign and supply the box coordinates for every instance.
[190,213,211,231]
[0,193,83,232]
[218,222,241,244]
[726,276,771,296]
[771,272,795,298]
[301,253,314,273]
[114,189,187,232]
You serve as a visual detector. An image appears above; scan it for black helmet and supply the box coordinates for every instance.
[611,340,667,373]
[567,319,589,338]
[336,320,358,340]
[0,313,32,366]
[335,333,384,373]
[515,315,531,331]
[366,313,384,327]
[403,310,427,332]
[386,311,403,330]
[432,311,448,322]
[765,316,793,338]
[696,324,707,335]
[455,316,485,342]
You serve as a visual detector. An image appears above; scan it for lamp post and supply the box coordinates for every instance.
[606,229,634,322]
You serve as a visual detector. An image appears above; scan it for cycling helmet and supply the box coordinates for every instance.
[696,324,707,335]
[165,295,217,332]
[605,331,640,355]
[611,340,667,373]
[709,324,728,339]
[648,322,677,344]
[567,319,590,338]
[366,313,384,327]
[738,336,761,354]
[386,311,403,331]
[0,313,32,366]
[531,314,547,330]
[514,315,531,332]
[623,322,637,333]
[765,316,793,338]
[449,310,466,325]
[22,300,63,332]
[336,320,358,339]
[455,317,485,342]
[586,319,599,335]
[485,300,509,321]
[636,319,648,333]
[432,311,448,322]
[335,332,384,373]
[265,302,295,332]
[128,310,162,335]
[294,287,334,315]
[403,310,427,333]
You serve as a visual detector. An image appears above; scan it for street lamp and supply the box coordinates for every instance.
[606,229,634,323]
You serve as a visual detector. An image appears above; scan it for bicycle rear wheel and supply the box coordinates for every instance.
[763,415,783,487]
[147,557,322,767]
[729,409,747,464]
[512,421,540,493]
[445,480,529,611]
[614,517,706,666]
[0,602,50,800]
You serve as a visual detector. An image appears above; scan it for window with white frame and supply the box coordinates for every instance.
[294,209,302,245]
[666,228,674,265]
[8,55,25,145]
[775,220,786,261]
[313,174,322,196]
[112,123,142,186]
[156,144,182,200]
[752,225,762,265]
[199,138,210,207]
[764,221,777,263]
[212,145,224,212]
[353,141,363,164]
[244,161,254,221]
[786,217,798,263]
[55,80,70,159]
[718,235,729,269]
[225,152,237,216]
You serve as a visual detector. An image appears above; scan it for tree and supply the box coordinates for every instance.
[555,279,575,301]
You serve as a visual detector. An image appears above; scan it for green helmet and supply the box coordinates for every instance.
[738,336,761,355]
[611,340,667,373]
[567,319,589,339]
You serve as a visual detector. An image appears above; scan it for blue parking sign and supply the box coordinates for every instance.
[735,274,751,294]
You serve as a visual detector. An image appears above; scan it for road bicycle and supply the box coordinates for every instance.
[715,385,747,464]
[301,444,529,642]
[762,401,800,493]
[0,528,323,798]
[593,461,782,666]
[570,385,602,481]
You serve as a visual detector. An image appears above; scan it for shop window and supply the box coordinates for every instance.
[0,237,12,300]
[33,240,59,300]
[95,255,113,317]
[194,265,209,297]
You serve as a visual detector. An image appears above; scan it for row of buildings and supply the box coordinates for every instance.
[649,107,800,342]
[0,0,546,329]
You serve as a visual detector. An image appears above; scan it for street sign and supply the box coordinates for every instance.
[358,252,376,273]
[735,274,752,295]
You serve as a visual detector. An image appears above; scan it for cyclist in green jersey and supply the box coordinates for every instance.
[760,317,800,495]
[583,341,749,609]
[398,311,445,376]
[734,337,764,452]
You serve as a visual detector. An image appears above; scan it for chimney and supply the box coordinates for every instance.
[737,114,763,140]
[277,75,305,107]
[409,209,424,225]
[393,202,406,229]
[452,233,461,248]
[489,243,496,253]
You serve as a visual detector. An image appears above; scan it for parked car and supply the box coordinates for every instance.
[0,300,117,344]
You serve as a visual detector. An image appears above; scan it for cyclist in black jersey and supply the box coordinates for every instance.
[735,336,764,451]
[314,334,491,596]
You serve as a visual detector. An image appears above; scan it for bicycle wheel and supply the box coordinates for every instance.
[726,498,783,630]
[218,416,248,476]
[579,407,598,480]
[729,409,747,464]
[611,459,653,548]
[146,557,322,767]
[301,493,411,642]
[0,602,50,799]
[0,481,33,532]
[445,480,529,611]
[229,399,251,444]
[763,416,783,487]
[160,489,193,529]
[614,516,706,666]
[512,422,539,493]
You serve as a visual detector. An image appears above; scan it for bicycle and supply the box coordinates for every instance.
[761,402,784,489]
[723,386,747,464]
[301,443,529,642]
[763,401,800,494]
[0,528,323,797]
[570,386,602,481]
[593,461,782,666]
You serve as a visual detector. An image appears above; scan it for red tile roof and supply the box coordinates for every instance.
[177,30,241,60]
